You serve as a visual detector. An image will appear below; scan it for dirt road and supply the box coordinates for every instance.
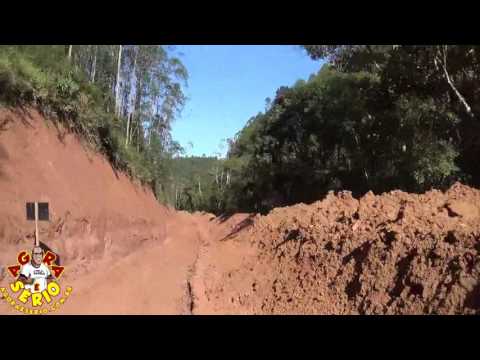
[1,211,205,314]
[42,212,251,315]
[0,108,255,315]
[55,212,255,315]
[2,184,480,315]
[1,109,480,315]
[57,212,205,314]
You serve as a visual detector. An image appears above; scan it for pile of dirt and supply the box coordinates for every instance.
[193,183,480,314]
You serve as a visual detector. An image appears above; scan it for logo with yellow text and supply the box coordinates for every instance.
[1,247,73,314]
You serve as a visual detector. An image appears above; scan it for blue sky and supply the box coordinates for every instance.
[170,45,323,157]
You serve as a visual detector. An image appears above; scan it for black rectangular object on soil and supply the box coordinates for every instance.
[26,202,49,221]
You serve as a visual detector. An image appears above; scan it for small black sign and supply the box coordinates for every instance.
[26,202,49,221]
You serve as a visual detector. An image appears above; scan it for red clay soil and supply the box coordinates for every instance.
[192,185,480,314]
[0,108,230,315]
[0,108,175,314]
[0,108,169,265]
[1,108,480,315]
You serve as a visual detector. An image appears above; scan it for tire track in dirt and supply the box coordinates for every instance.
[0,210,239,315]
[54,212,205,315]
[188,214,258,314]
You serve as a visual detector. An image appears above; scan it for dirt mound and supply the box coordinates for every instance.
[193,183,480,314]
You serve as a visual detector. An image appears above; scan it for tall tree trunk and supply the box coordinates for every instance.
[90,46,97,83]
[126,113,131,146]
[67,45,73,60]
[127,47,138,121]
[436,45,475,119]
[115,45,123,116]
[137,124,140,152]
[131,47,143,149]
[354,133,369,184]
[130,116,134,145]
[175,186,179,209]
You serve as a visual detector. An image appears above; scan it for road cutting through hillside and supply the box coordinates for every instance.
[45,211,251,314]
[1,109,480,315]
[2,183,480,315]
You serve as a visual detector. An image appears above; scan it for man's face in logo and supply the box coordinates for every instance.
[32,247,43,267]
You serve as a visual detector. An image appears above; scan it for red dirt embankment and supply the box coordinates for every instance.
[0,108,228,315]
[0,108,231,315]
[0,108,170,281]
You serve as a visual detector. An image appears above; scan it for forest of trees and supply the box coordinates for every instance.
[166,156,232,212]
[213,45,480,214]
[2,45,480,215]
[0,45,188,205]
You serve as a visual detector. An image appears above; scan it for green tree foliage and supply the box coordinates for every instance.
[0,45,188,201]
[3,45,479,215]
[164,156,237,213]
[216,45,480,214]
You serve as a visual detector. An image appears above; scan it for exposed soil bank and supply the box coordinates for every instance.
[2,108,479,315]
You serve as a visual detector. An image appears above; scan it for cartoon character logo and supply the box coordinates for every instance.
[1,247,73,314]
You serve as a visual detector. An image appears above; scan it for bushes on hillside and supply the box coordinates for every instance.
[0,46,155,186]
